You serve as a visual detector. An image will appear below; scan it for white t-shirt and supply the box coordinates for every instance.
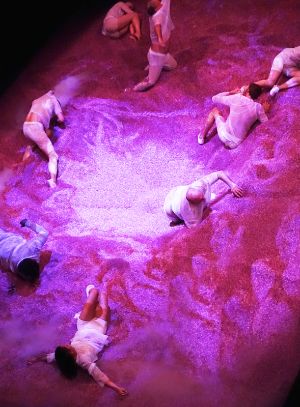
[47,316,110,386]
[212,92,268,142]
[278,46,300,68]
[150,0,174,43]
[28,91,62,129]
[165,177,212,228]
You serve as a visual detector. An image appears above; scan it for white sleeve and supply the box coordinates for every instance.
[46,353,55,363]
[201,171,221,186]
[257,103,268,123]
[212,92,234,106]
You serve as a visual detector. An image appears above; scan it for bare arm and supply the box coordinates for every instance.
[88,363,128,396]
[27,353,49,365]
[216,171,244,197]
[106,379,128,397]
[120,2,134,14]
[154,24,164,45]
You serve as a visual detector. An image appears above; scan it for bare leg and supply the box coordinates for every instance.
[126,14,141,40]
[47,152,58,188]
[198,108,220,144]
[95,284,109,321]
[79,288,99,321]
[277,72,300,91]
[23,145,33,161]
[255,69,282,88]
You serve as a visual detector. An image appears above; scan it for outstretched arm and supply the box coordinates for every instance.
[202,171,243,197]
[27,353,49,365]
[217,171,244,197]
[88,363,128,396]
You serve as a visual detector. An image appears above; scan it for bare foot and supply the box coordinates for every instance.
[197,134,205,145]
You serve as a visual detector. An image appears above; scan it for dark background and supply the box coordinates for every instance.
[0,0,114,93]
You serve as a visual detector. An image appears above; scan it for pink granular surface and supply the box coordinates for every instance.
[0,1,300,406]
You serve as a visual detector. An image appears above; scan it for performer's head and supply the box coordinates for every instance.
[147,0,161,16]
[17,258,40,282]
[248,83,263,100]
[186,186,206,204]
[55,345,78,379]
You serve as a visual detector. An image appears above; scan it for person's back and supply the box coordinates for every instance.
[225,94,263,141]
[29,90,62,129]
[278,46,300,68]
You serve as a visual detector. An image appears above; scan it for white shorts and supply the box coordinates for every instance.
[148,48,177,69]
[215,116,239,149]
[77,316,107,335]
[23,121,55,156]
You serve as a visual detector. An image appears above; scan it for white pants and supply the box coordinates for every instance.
[147,48,177,85]
[134,48,177,91]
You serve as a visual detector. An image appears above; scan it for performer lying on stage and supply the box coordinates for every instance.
[197,84,269,148]
[28,284,128,397]
[0,219,48,282]
[23,90,65,188]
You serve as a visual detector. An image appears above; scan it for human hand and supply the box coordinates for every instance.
[231,184,244,197]
[27,357,37,365]
[20,219,28,227]
[117,387,128,397]
[228,87,241,95]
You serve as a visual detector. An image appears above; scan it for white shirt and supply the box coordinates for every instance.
[28,90,62,129]
[278,46,300,68]
[0,222,48,273]
[212,92,268,143]
[167,177,212,228]
[150,0,174,44]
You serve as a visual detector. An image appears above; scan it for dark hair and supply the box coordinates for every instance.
[55,346,77,379]
[17,259,40,282]
[147,5,156,16]
[249,83,262,100]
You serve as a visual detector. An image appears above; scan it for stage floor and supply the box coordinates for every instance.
[0,1,300,406]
